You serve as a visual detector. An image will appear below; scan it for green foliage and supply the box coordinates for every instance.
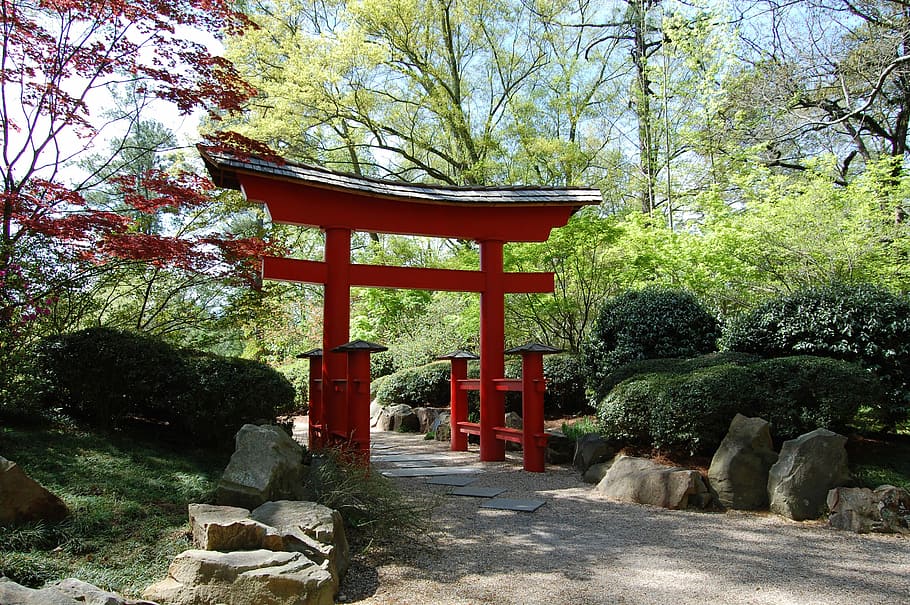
[374,362,451,408]
[723,283,910,429]
[309,451,435,550]
[503,353,589,417]
[561,416,600,440]
[582,288,720,393]
[275,359,310,413]
[596,354,882,454]
[0,425,223,594]
[34,327,296,447]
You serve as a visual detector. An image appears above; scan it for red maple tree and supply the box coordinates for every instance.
[0,0,268,337]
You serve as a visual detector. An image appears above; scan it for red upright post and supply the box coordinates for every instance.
[438,351,478,451]
[334,340,387,464]
[323,227,352,443]
[479,240,506,462]
[298,348,324,450]
[521,351,546,472]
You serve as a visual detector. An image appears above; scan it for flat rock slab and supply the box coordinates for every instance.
[480,498,546,512]
[425,475,478,487]
[371,454,449,462]
[451,486,506,498]
[381,466,480,478]
[388,461,440,468]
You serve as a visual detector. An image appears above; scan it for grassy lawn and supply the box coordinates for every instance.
[847,433,910,492]
[0,423,227,597]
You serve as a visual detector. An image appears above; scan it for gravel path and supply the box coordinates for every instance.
[336,429,910,605]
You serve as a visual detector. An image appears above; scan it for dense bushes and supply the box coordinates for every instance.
[373,361,451,407]
[35,328,296,447]
[582,288,720,393]
[724,283,910,428]
[504,353,589,417]
[596,354,883,454]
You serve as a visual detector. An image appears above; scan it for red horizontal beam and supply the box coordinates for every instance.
[245,175,577,242]
[493,378,523,392]
[262,256,554,294]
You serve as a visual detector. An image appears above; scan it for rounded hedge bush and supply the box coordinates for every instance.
[723,283,910,429]
[582,288,720,394]
[35,327,296,447]
[374,361,451,407]
[503,353,589,417]
[596,353,883,454]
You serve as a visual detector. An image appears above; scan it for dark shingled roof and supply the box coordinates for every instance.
[199,146,602,208]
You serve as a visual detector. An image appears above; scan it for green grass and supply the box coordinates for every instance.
[0,423,227,596]
[561,416,600,440]
[847,434,910,492]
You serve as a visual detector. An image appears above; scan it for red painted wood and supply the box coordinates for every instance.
[492,426,524,444]
[449,358,469,452]
[322,228,351,444]
[306,356,323,450]
[345,349,372,463]
[244,176,576,242]
[521,353,547,472]
[457,379,481,391]
[493,378,523,392]
[479,240,506,462]
[457,421,481,436]
[263,256,554,294]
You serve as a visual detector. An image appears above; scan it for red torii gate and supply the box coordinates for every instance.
[200,146,601,468]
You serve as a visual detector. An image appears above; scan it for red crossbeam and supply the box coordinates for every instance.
[262,256,553,293]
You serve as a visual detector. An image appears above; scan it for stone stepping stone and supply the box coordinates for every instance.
[381,466,480,478]
[389,461,439,468]
[480,498,546,512]
[425,475,478,487]
[450,486,506,498]
[370,444,394,450]
[371,454,449,463]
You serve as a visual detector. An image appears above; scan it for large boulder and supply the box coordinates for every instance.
[827,487,878,533]
[215,424,306,509]
[596,456,711,510]
[386,404,420,432]
[707,414,779,510]
[827,485,910,534]
[188,501,349,589]
[188,503,279,552]
[432,411,452,441]
[573,434,614,475]
[768,428,851,521]
[142,549,334,605]
[545,430,575,464]
[0,456,68,525]
[0,577,155,605]
[414,407,447,434]
[251,500,350,585]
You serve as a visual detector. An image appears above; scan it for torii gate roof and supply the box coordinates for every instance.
[199,146,602,242]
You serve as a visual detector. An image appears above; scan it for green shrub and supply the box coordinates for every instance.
[34,328,296,447]
[504,353,590,417]
[596,354,882,454]
[723,283,910,429]
[276,359,310,414]
[582,288,720,394]
[374,361,451,407]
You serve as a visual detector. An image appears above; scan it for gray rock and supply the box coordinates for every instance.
[873,484,910,534]
[375,407,392,431]
[369,401,384,427]
[573,434,614,475]
[503,412,523,451]
[0,577,156,605]
[386,404,420,432]
[0,456,68,525]
[414,407,448,434]
[596,456,710,510]
[432,411,452,441]
[583,457,617,484]
[827,487,877,533]
[768,428,852,521]
[215,424,307,510]
[142,549,334,605]
[545,430,575,464]
[707,414,778,510]
[251,500,350,586]
[188,503,279,552]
